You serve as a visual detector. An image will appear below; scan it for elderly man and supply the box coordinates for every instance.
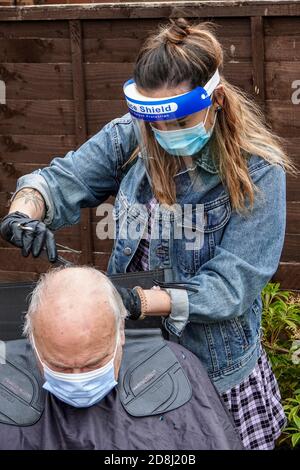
[0,267,243,450]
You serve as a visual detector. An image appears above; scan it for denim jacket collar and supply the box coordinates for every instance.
[194,143,218,174]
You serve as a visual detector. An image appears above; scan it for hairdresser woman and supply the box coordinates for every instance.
[1,19,297,449]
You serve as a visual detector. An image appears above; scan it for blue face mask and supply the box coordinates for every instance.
[32,334,119,408]
[150,105,217,157]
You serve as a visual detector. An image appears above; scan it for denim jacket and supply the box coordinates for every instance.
[14,113,287,393]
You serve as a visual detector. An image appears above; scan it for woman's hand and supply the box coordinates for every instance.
[0,211,57,262]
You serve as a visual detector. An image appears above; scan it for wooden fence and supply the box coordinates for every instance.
[0,1,299,288]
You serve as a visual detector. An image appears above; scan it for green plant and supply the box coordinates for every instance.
[261,282,300,449]
[283,390,300,448]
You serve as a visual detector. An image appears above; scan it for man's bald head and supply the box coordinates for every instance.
[24,267,127,375]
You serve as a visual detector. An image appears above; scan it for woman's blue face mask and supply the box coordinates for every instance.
[150,105,217,157]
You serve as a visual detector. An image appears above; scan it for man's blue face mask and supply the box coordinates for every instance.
[150,105,218,157]
[32,334,119,408]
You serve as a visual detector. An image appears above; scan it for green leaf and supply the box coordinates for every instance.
[293,415,300,429]
[291,433,300,447]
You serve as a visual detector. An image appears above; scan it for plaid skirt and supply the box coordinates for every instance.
[127,196,287,450]
[221,347,287,450]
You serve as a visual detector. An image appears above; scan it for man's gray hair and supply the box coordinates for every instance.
[23,266,127,341]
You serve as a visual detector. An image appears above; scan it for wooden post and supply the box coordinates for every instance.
[69,19,93,265]
[251,16,265,112]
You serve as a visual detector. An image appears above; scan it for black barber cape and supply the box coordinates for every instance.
[0,329,243,450]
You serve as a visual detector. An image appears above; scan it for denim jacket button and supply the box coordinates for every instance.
[123,246,132,256]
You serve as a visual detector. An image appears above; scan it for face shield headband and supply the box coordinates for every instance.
[123,69,220,122]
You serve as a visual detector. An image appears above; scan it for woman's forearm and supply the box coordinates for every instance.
[143,288,171,316]
[9,188,46,220]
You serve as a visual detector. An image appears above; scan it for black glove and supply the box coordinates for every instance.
[0,211,57,262]
[114,286,142,320]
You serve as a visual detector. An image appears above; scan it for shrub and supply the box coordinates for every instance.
[261,282,300,449]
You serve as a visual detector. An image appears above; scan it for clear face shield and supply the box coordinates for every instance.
[123,69,220,177]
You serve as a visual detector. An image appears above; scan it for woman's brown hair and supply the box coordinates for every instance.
[124,18,298,214]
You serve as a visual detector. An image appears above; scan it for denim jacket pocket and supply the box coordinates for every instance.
[228,317,250,352]
[251,296,263,337]
[209,317,250,373]
[175,196,231,275]
[112,191,148,272]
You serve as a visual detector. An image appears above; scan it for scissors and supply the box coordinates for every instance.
[17,223,77,268]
